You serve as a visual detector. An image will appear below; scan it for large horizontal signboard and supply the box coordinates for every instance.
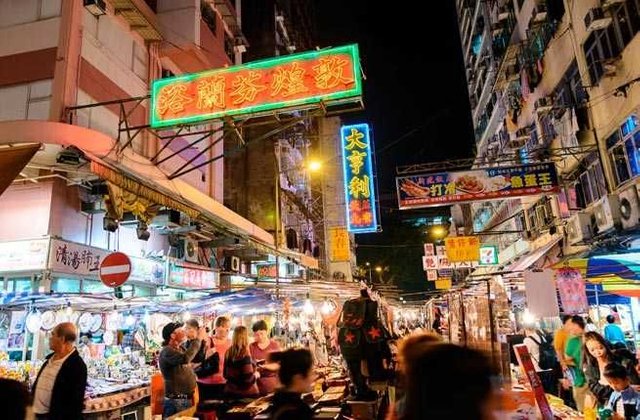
[151,45,362,128]
[342,123,378,233]
[397,163,559,209]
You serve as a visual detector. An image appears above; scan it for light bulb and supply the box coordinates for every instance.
[303,299,315,315]
[182,311,191,322]
[65,303,73,317]
[522,309,536,325]
[320,300,332,315]
[125,313,136,327]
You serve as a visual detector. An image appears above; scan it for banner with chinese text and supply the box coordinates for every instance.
[329,227,350,261]
[341,123,378,233]
[168,259,218,289]
[257,264,278,279]
[151,45,362,128]
[445,236,480,262]
[397,163,559,209]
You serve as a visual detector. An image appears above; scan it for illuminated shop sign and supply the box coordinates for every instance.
[151,44,362,128]
[397,163,560,209]
[341,123,378,233]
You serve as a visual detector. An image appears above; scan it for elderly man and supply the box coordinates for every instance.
[32,322,88,420]
[160,322,206,417]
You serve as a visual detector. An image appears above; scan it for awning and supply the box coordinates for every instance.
[502,235,563,275]
[0,144,40,198]
[0,120,273,245]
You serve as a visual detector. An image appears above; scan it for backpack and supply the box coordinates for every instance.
[339,298,367,328]
[529,331,557,370]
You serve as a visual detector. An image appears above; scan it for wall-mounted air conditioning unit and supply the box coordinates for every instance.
[592,194,621,234]
[584,8,612,32]
[183,238,199,263]
[508,128,530,149]
[566,212,592,245]
[619,185,640,230]
[534,97,553,113]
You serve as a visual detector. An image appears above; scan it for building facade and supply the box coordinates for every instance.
[0,0,292,298]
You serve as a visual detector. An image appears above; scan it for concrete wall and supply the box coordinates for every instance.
[0,79,52,121]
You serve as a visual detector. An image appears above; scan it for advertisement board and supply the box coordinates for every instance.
[341,123,378,233]
[397,163,559,209]
[151,45,361,128]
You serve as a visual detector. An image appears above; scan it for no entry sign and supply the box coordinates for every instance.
[100,252,132,287]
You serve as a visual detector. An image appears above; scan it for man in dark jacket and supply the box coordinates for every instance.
[32,322,88,420]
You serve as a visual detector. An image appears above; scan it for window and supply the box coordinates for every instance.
[553,61,586,108]
[568,154,606,208]
[52,278,81,293]
[82,280,111,294]
[583,26,620,85]
[607,114,640,186]
[612,1,640,49]
[5,278,32,293]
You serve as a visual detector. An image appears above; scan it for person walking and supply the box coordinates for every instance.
[565,315,588,412]
[268,348,315,420]
[159,322,205,417]
[250,320,281,395]
[523,324,558,395]
[32,322,88,420]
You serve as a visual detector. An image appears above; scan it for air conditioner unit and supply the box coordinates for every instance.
[231,256,240,272]
[149,210,182,229]
[602,56,621,76]
[619,186,640,230]
[584,7,612,32]
[183,238,199,263]
[593,194,621,234]
[534,97,553,113]
[566,212,593,245]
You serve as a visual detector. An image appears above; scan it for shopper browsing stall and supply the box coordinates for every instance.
[224,326,259,398]
[583,331,639,408]
[250,320,281,395]
[182,319,207,366]
[196,316,231,399]
[603,362,640,419]
[604,315,627,348]
[522,324,558,395]
[268,348,315,420]
[159,322,205,417]
[32,322,88,420]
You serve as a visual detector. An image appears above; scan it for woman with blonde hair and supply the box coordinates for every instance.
[223,326,259,398]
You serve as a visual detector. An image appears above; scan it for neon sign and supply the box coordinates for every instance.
[150,45,362,128]
[341,123,378,233]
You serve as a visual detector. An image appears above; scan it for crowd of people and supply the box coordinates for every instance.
[521,313,640,417]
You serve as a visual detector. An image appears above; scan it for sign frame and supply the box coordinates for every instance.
[151,44,362,128]
[341,123,379,233]
[396,163,560,209]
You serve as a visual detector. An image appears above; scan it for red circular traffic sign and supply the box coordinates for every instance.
[100,252,132,287]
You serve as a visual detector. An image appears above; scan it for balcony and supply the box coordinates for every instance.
[112,0,162,41]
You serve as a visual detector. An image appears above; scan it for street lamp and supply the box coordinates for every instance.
[375,266,383,283]
[365,262,372,283]
[274,145,323,288]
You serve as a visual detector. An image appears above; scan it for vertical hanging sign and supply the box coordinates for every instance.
[341,123,378,233]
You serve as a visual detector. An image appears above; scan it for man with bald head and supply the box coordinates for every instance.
[32,322,87,420]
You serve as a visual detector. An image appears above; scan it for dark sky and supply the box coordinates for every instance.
[314,1,475,199]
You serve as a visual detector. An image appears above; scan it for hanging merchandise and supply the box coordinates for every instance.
[41,311,56,331]
[25,310,42,333]
[555,268,589,314]
[78,312,94,334]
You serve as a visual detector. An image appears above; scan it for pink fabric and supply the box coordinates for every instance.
[197,336,231,385]
[250,340,281,395]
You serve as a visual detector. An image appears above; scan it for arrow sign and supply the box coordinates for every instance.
[100,252,132,287]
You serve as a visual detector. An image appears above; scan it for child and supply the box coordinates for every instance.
[603,362,640,420]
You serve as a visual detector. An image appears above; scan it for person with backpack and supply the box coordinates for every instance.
[522,324,558,395]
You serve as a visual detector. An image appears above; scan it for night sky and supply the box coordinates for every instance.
[315,1,476,200]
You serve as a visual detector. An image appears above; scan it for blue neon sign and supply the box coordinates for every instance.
[341,123,378,233]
